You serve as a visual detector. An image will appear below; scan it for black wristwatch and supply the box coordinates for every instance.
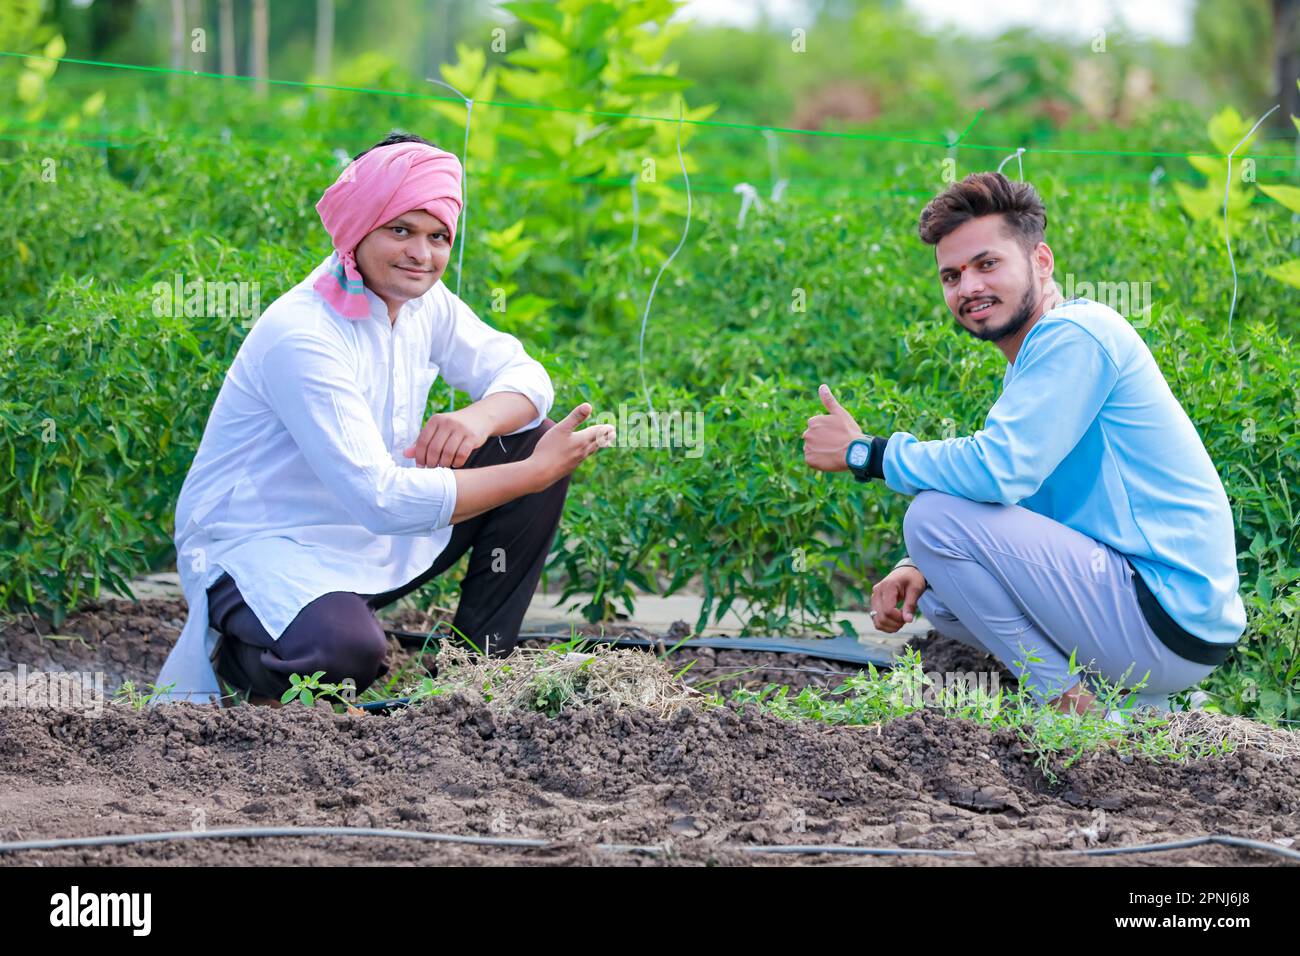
[845,435,885,483]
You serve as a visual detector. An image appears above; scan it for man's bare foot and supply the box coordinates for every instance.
[247,693,285,708]
[1051,682,1097,716]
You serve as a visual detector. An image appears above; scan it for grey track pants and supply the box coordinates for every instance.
[902,490,1217,711]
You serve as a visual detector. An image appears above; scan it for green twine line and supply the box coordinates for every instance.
[1,50,1294,161]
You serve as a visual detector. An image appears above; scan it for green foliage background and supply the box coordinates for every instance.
[1,0,1298,722]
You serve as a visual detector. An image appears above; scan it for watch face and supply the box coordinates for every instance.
[848,442,869,467]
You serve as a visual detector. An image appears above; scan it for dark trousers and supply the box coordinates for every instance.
[207,419,568,699]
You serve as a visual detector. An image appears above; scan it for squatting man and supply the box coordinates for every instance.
[155,134,615,706]
[803,171,1244,717]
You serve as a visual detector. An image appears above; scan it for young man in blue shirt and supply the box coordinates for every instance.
[803,171,1245,716]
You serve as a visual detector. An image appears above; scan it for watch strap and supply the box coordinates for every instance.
[865,435,887,480]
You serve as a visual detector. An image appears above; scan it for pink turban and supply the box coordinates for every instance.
[314,141,463,319]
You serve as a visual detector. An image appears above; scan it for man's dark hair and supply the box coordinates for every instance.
[352,131,433,162]
[918,171,1047,254]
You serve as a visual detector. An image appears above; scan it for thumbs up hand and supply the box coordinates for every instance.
[802,383,866,473]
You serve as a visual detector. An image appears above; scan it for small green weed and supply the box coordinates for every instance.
[110,679,176,711]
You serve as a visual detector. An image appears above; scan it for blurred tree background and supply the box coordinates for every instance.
[22,0,1298,135]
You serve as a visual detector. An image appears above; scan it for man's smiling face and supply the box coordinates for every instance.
[936,214,1040,343]
[353,208,452,309]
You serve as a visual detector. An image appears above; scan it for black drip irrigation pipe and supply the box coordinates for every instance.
[0,827,1296,862]
[357,697,412,713]
[386,627,899,667]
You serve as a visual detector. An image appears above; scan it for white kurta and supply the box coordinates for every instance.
[152,253,554,704]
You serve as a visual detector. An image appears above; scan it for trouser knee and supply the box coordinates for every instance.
[902,490,956,558]
[312,620,389,690]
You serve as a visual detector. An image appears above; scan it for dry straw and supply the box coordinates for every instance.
[416,643,705,719]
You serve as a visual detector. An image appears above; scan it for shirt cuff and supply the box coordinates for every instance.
[482,382,549,434]
[434,463,458,530]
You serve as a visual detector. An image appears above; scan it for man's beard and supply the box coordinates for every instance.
[957,279,1038,343]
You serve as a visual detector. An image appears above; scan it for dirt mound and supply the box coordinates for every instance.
[1,689,1297,866]
[0,600,186,693]
[2,599,1297,866]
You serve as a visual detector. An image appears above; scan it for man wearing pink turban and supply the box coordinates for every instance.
[155,133,614,707]
[313,136,467,322]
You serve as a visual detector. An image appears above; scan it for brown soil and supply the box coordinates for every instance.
[1,599,1297,866]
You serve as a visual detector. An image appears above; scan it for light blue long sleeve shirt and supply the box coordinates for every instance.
[883,297,1246,646]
